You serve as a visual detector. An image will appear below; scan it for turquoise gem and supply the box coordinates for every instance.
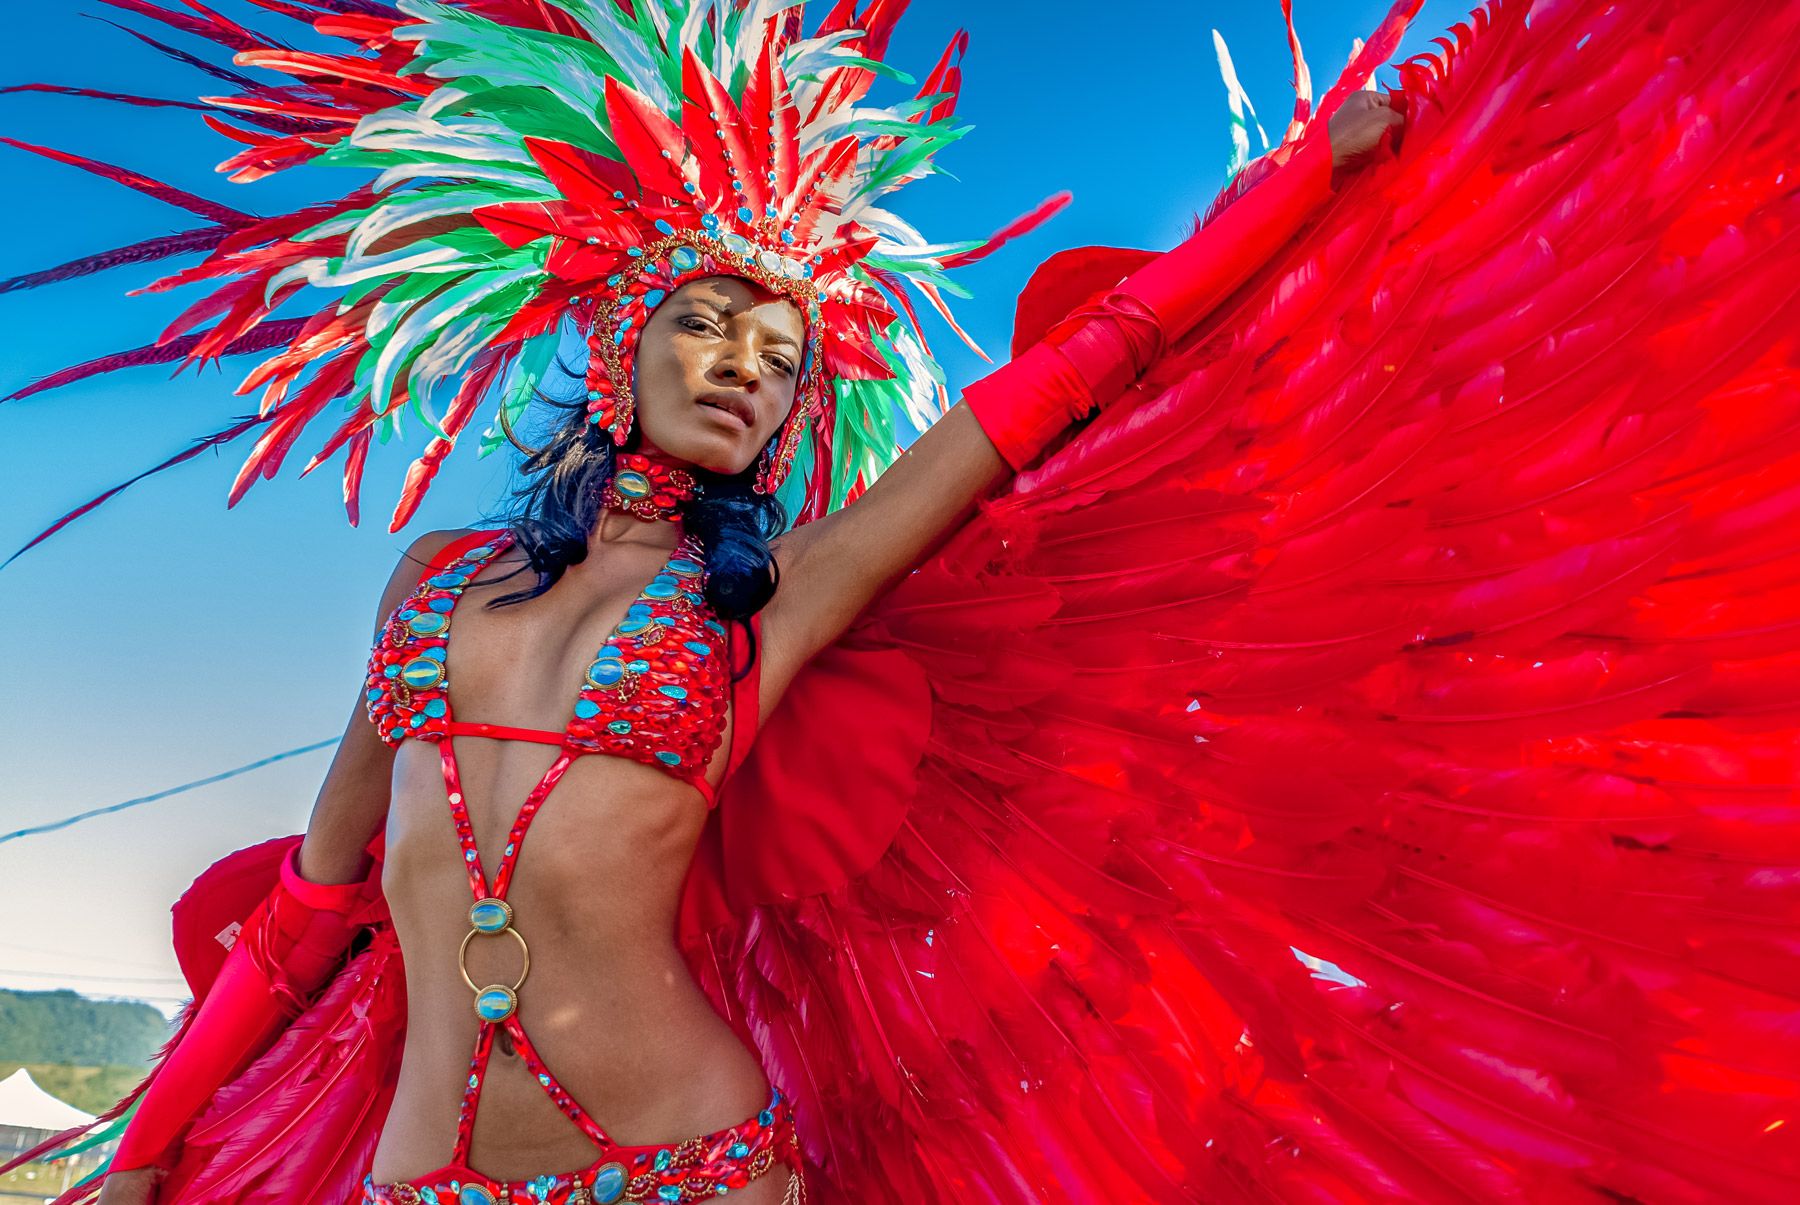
[388,726,406,740]
[618,619,649,636]
[657,1188,681,1203]
[780,229,796,244]
[408,612,448,637]
[366,688,382,702]
[644,581,677,600]
[654,219,675,235]
[669,559,701,576]
[384,665,400,678]
[654,1149,672,1172]
[670,245,700,271]
[422,646,447,662]
[428,574,467,589]
[627,659,650,673]
[469,900,509,933]
[574,698,601,720]
[656,751,681,766]
[607,274,624,287]
[409,714,426,728]
[465,546,494,560]
[722,233,751,257]
[627,602,652,617]
[682,592,705,606]
[459,1184,497,1205]
[423,698,447,718]
[428,597,456,613]
[758,1109,774,1126]
[683,642,713,656]
[736,206,754,223]
[588,658,625,687]
[705,620,727,635]
[608,720,632,735]
[644,289,666,308]
[475,987,516,1021]
[729,1142,750,1159]
[399,609,418,620]
[592,1163,628,1203]
[402,658,444,690]
[658,685,688,700]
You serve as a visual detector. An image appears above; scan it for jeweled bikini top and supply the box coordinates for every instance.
[364,526,732,798]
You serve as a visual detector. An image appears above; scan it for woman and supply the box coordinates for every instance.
[11,0,1799,1200]
[15,1,1394,1199]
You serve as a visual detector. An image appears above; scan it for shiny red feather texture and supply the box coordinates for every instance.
[12,0,1800,1201]
[681,0,1800,1199]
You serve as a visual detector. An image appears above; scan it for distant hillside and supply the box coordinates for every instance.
[0,1062,145,1116]
[0,989,171,1068]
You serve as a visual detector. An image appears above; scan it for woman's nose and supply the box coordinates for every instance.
[712,343,761,389]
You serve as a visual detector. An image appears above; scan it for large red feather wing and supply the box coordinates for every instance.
[682,0,1800,1200]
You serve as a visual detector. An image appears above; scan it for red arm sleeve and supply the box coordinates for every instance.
[963,132,1336,470]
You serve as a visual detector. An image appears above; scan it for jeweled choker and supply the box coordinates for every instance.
[601,453,697,522]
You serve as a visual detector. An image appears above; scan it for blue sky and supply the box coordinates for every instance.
[0,0,1463,1014]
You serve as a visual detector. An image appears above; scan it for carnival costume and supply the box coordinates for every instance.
[7,0,1800,1201]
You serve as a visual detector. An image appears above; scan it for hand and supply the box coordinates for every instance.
[96,1166,165,1205]
[1327,90,1405,169]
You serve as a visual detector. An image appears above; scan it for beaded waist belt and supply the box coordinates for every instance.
[363,1087,799,1205]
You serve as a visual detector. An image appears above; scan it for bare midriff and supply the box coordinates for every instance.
[369,736,771,1185]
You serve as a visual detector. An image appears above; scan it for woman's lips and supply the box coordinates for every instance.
[697,393,753,429]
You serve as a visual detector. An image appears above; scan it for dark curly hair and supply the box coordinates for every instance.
[480,368,787,624]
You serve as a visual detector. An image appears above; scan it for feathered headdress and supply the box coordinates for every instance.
[3,0,1065,551]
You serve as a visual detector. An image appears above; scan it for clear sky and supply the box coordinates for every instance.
[0,0,1463,1016]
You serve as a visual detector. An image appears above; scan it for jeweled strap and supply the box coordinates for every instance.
[452,1022,499,1164]
[439,741,489,903]
[504,1016,615,1147]
[490,753,578,900]
[440,741,577,902]
[420,528,509,589]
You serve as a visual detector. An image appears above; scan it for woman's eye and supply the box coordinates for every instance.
[766,356,794,376]
[678,316,713,333]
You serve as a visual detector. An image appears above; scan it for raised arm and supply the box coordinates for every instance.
[759,107,1395,703]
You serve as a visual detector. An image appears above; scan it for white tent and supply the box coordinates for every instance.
[0,1068,94,1131]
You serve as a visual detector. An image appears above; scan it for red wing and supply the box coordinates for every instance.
[689,1,1800,1199]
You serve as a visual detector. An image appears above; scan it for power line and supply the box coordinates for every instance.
[0,738,336,846]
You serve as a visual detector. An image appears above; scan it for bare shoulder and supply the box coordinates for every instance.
[370,527,481,628]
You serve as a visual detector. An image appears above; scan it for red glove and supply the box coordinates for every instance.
[110,845,379,1172]
[964,132,1337,469]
